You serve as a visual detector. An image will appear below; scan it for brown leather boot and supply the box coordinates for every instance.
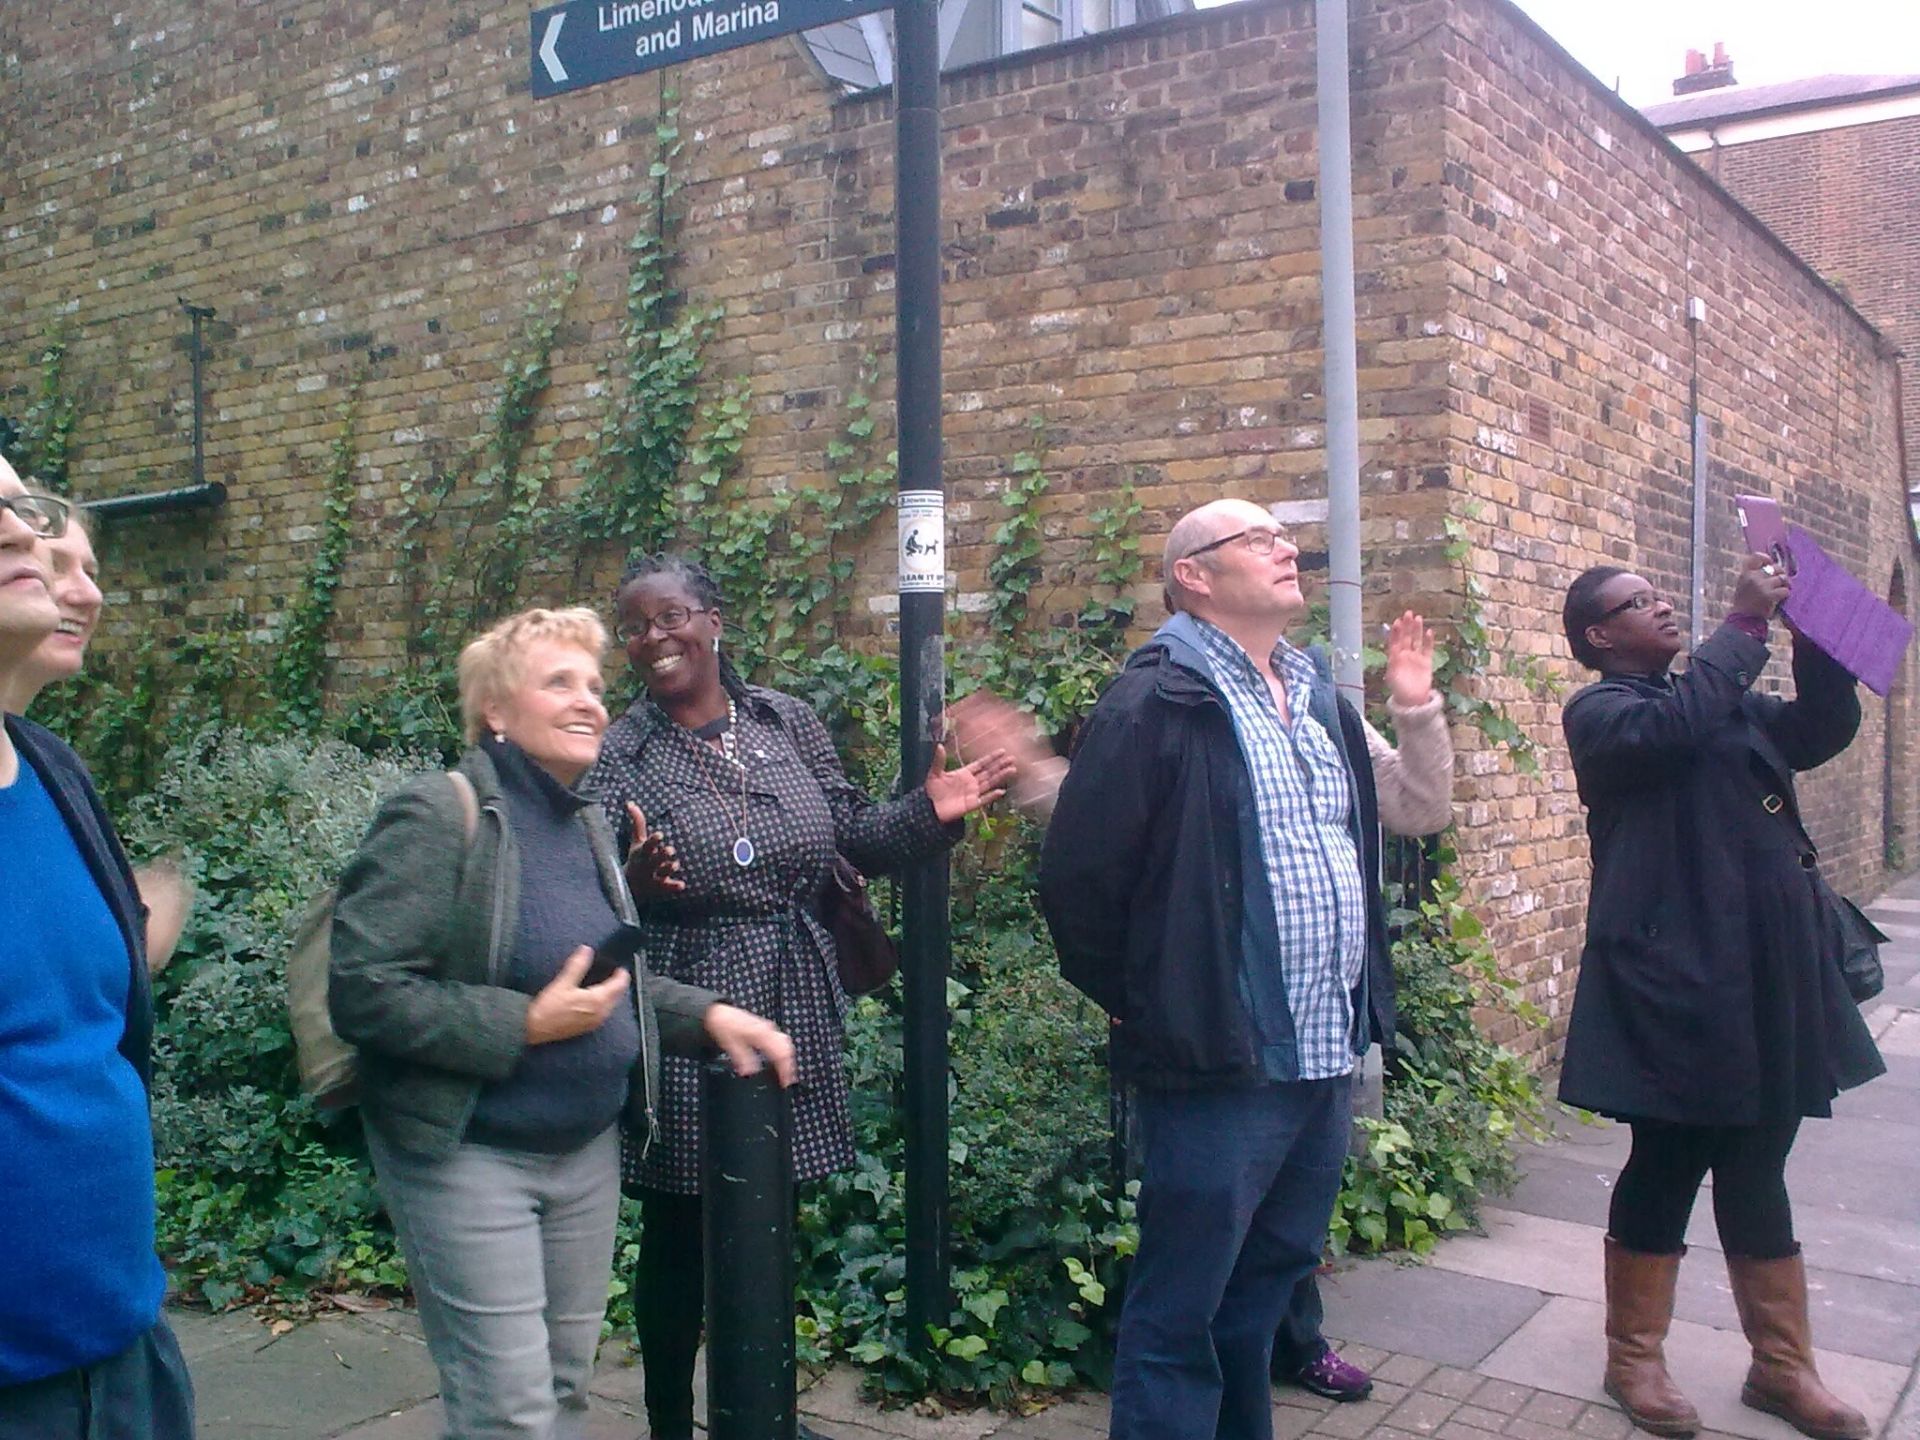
[1726,1250,1869,1440]
[1602,1237,1700,1436]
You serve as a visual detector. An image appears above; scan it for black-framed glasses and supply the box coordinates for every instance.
[616,605,713,644]
[1182,526,1285,561]
[1,491,71,539]
[1597,590,1670,621]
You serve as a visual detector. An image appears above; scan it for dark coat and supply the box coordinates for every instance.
[1038,619,1390,1090]
[1557,624,1884,1125]
[5,715,152,1088]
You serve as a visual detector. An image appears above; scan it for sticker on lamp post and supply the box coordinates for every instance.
[898,490,944,593]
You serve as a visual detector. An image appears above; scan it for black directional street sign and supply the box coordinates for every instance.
[531,0,893,97]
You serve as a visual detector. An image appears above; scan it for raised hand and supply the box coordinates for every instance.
[949,691,1051,774]
[1383,611,1438,707]
[1732,552,1791,620]
[922,742,1015,823]
[624,802,686,900]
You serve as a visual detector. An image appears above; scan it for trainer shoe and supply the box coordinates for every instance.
[1290,1346,1374,1402]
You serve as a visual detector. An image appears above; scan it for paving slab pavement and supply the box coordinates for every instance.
[176,873,1920,1439]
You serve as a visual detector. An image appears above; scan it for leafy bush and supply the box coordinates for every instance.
[798,920,1133,1405]
[111,726,1538,1406]
[600,907,1135,1407]
[1329,867,1546,1257]
[121,730,432,1306]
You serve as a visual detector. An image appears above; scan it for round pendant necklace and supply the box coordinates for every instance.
[690,697,754,867]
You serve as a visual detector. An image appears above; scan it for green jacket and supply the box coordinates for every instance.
[328,745,717,1161]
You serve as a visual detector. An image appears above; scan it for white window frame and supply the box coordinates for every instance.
[998,0,1137,51]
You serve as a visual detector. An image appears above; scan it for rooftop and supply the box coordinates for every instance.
[1642,72,1920,129]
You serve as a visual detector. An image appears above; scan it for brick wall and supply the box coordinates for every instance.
[1432,2,1914,1046]
[1703,115,1920,503]
[2,0,1912,1056]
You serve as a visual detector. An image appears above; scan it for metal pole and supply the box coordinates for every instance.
[1688,303,1708,648]
[893,0,950,1347]
[1316,0,1383,1124]
[703,1061,797,1440]
[1316,0,1362,703]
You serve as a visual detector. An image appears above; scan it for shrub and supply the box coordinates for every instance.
[121,730,433,1306]
[1330,866,1546,1257]
[115,728,1537,1406]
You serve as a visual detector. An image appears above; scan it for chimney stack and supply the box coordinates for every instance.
[1673,42,1736,95]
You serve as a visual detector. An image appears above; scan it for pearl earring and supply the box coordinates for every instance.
[493,729,506,744]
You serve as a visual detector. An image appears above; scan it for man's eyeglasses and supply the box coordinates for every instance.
[616,605,713,644]
[1597,590,1670,621]
[1182,526,1285,561]
[1,492,72,539]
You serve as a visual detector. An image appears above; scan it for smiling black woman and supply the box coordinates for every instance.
[588,551,1015,1440]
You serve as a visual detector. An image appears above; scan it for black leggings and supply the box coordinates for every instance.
[1608,1118,1801,1259]
[634,1188,705,1439]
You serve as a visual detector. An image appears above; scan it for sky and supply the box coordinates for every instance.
[1187,0,1920,109]
[1507,0,1920,108]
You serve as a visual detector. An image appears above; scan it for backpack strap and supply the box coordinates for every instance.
[446,770,480,841]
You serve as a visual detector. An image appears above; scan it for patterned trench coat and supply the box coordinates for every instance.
[589,684,958,1193]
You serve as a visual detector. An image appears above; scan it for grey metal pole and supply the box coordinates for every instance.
[1688,302,1708,647]
[1316,0,1363,703]
[1316,0,1383,1125]
[892,0,951,1346]
[703,1061,797,1440]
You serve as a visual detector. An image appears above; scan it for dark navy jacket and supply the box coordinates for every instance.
[4,715,152,1088]
[1038,618,1390,1090]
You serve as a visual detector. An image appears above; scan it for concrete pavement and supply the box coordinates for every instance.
[172,871,1920,1439]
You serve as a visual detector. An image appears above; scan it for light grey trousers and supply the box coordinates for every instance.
[367,1124,620,1440]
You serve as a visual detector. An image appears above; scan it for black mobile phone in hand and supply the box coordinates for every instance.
[585,923,645,986]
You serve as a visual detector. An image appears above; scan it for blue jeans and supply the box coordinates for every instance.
[0,1318,194,1440]
[1111,1076,1352,1440]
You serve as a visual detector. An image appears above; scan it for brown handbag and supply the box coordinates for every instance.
[821,855,899,997]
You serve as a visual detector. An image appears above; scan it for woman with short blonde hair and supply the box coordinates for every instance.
[332,604,794,1440]
[457,607,609,745]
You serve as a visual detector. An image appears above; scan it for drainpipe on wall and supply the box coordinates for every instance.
[1688,296,1708,647]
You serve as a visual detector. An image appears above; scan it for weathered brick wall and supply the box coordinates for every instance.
[0,0,1466,656]
[2,0,1912,1058]
[1704,116,1920,506]
[1432,1,1915,1047]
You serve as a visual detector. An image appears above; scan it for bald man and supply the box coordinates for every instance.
[1039,499,1405,1440]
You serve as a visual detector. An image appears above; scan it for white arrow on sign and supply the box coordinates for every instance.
[539,13,568,84]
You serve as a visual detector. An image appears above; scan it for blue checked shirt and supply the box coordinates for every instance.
[1191,620,1368,1080]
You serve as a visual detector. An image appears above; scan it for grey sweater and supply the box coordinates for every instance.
[329,744,718,1162]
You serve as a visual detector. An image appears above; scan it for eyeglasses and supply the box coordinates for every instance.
[616,605,712,644]
[1597,590,1670,621]
[1182,526,1286,561]
[1,492,72,539]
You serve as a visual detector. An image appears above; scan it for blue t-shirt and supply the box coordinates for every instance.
[0,754,165,1383]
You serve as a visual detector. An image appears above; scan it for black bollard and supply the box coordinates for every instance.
[702,1058,797,1440]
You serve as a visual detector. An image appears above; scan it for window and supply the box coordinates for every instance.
[999,0,1140,54]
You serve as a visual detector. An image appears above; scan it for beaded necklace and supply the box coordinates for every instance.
[687,696,754,867]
